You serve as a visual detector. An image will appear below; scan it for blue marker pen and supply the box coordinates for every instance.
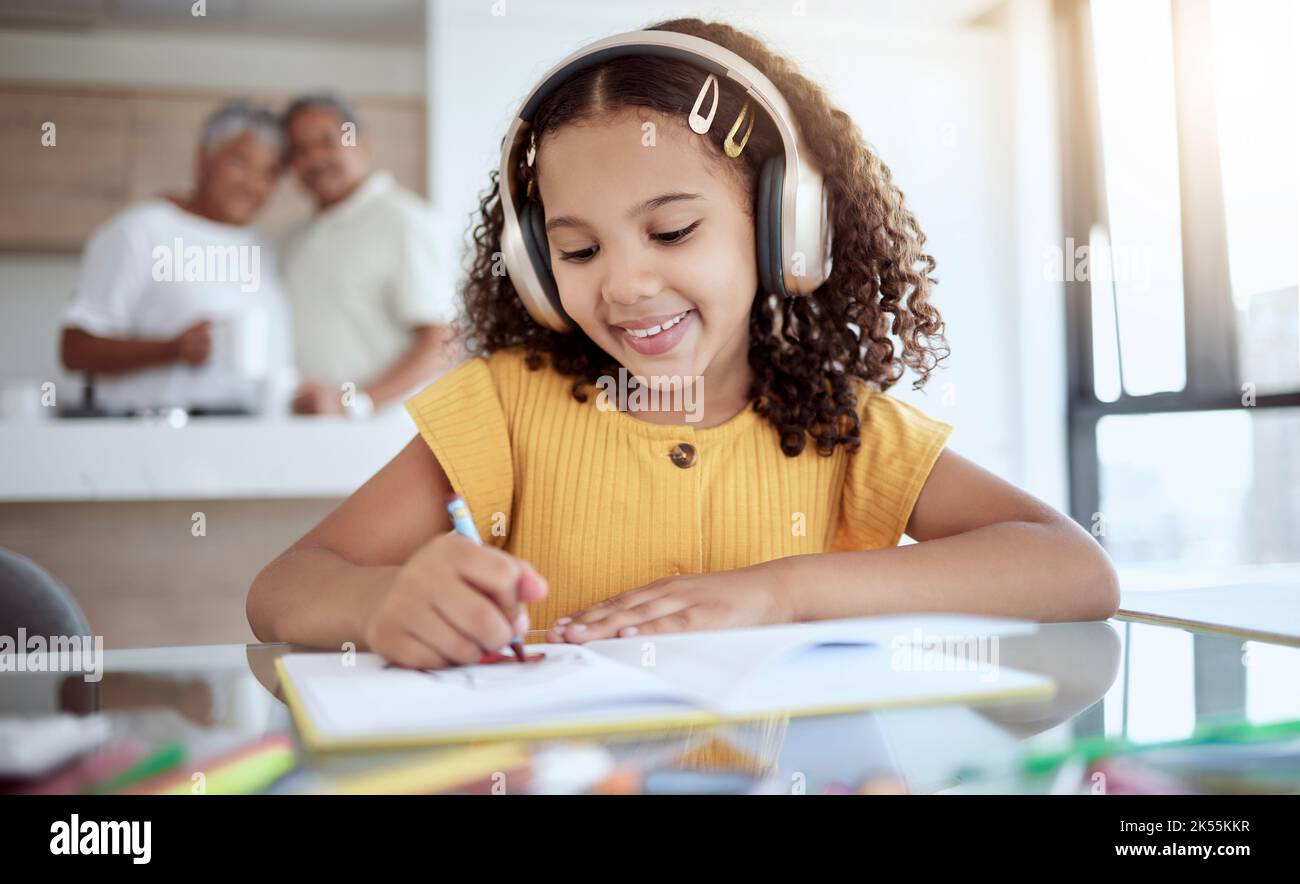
[446,494,528,663]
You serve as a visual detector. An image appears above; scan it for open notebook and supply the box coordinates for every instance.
[276,615,1056,750]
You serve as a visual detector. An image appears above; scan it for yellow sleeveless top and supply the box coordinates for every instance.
[404,347,953,632]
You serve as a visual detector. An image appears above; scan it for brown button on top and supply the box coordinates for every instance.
[669,442,697,469]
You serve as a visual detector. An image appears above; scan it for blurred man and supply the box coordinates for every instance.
[280,94,458,417]
[60,101,294,414]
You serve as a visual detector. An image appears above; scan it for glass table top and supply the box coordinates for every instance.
[2,618,1297,794]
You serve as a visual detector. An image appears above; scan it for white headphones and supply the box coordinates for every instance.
[498,29,833,332]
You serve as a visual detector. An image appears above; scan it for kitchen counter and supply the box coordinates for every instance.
[0,411,417,501]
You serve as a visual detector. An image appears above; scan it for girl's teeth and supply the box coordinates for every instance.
[627,311,689,338]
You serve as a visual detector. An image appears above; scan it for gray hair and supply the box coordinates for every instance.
[280,93,364,138]
[201,100,285,153]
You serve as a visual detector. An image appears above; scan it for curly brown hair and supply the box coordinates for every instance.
[459,17,948,456]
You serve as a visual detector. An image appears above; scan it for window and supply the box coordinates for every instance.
[1210,0,1300,394]
[1097,408,1300,567]
[1090,0,1187,397]
[1058,0,1300,572]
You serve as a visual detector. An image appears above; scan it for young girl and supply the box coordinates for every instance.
[248,18,1118,670]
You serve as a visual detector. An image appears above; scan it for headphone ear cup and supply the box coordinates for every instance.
[755,155,787,299]
[523,201,552,274]
[520,200,569,326]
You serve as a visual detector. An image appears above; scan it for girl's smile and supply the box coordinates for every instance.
[611,307,696,356]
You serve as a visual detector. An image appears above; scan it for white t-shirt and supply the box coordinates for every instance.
[281,170,457,391]
[62,199,295,413]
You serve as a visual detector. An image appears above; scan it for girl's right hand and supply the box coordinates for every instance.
[363,532,548,670]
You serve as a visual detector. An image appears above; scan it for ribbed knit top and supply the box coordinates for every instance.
[404,347,953,631]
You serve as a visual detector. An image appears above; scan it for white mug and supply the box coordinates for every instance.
[210,306,271,381]
[0,377,48,422]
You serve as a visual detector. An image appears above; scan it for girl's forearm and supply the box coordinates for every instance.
[247,547,398,649]
[777,520,1120,624]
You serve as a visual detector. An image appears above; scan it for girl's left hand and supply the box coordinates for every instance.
[546,560,797,643]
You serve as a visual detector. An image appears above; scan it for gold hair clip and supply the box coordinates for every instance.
[724,100,754,158]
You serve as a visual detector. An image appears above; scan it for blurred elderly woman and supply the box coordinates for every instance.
[59,100,295,415]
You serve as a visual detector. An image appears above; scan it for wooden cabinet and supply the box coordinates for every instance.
[0,88,132,250]
[0,84,427,251]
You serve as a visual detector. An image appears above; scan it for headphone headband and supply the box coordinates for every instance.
[499,29,833,333]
